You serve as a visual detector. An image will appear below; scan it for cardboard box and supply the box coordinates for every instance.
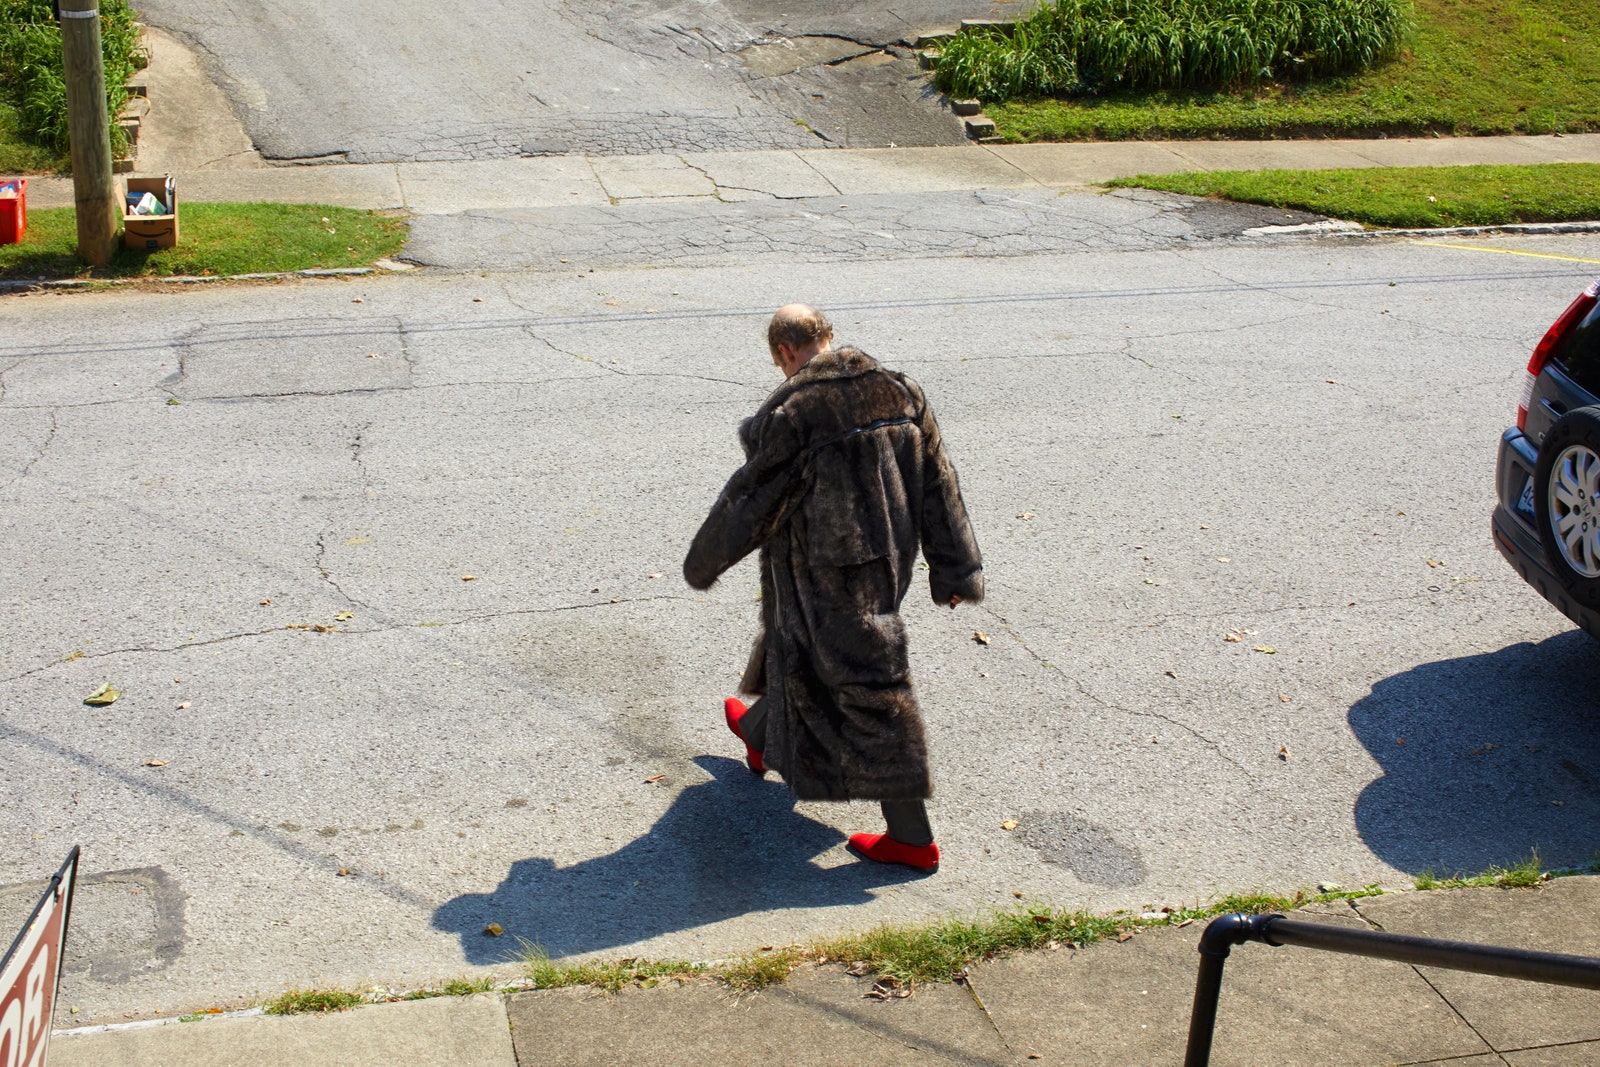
[123,175,177,250]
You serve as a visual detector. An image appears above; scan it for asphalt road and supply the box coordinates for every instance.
[3,222,1600,1022]
[132,0,1008,162]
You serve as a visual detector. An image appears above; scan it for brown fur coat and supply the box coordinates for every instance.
[684,346,983,801]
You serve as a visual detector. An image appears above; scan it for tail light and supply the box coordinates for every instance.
[1518,276,1600,431]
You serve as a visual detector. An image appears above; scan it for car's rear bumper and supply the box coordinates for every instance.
[1493,426,1600,638]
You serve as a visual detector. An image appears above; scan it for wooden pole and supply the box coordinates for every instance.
[58,0,118,266]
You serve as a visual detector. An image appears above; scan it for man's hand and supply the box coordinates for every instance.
[948,595,962,610]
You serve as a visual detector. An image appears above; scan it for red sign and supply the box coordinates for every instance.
[0,849,78,1067]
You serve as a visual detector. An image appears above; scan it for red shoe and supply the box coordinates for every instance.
[848,833,940,872]
[723,697,766,775]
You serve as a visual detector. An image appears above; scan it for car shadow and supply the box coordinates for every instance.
[431,755,924,965]
[1351,629,1600,877]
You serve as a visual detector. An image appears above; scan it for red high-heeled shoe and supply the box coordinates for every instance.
[724,697,767,775]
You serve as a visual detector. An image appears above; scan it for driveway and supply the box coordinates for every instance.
[132,0,1012,161]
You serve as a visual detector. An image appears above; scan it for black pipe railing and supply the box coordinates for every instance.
[1184,912,1600,1067]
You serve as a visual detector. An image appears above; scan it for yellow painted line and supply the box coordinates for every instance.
[1411,241,1600,265]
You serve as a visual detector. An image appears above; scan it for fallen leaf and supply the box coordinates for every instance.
[312,624,336,633]
[645,774,666,783]
[142,759,167,767]
[1001,819,1018,831]
[1223,631,1244,643]
[336,611,355,621]
[1013,891,1024,899]
[61,650,83,663]
[1215,556,1232,563]
[473,297,484,303]
[366,353,381,359]
[1164,669,1177,678]
[177,702,190,710]
[648,572,663,579]
[166,397,181,405]
[286,623,311,630]
[461,575,476,581]
[352,298,363,303]
[1253,645,1277,654]
[1017,511,1035,520]
[1278,746,1291,761]
[846,961,872,976]
[605,299,619,306]
[1176,918,1195,927]
[1397,737,1405,746]
[483,923,504,937]
[337,867,352,877]
[1116,932,1134,943]
[84,683,120,706]
[973,631,991,645]
[259,598,272,606]
[1325,378,1338,384]
[1278,693,1292,702]
[1426,559,1443,568]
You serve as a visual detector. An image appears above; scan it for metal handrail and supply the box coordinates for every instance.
[1184,912,1600,1067]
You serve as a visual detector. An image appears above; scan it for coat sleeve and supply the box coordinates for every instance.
[907,380,984,605]
[683,406,807,591]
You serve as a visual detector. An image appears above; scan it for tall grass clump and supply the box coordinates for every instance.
[936,0,1412,102]
[0,0,144,155]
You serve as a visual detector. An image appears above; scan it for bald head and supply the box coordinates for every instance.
[767,304,833,379]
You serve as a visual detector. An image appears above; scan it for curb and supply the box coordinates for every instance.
[1246,219,1600,240]
[0,265,393,296]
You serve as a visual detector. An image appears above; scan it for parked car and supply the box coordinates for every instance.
[1493,275,1600,637]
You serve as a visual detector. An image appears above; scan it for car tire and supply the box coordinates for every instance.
[1535,405,1600,610]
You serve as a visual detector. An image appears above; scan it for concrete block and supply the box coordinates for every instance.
[1357,877,1600,1053]
[50,996,517,1067]
[914,29,958,48]
[798,145,1039,194]
[960,18,1015,35]
[964,115,997,139]
[506,967,1006,1066]
[965,913,1491,1066]
[917,49,940,71]
[951,99,982,117]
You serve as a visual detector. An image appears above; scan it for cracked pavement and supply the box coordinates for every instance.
[130,0,1003,163]
[5,232,1600,1024]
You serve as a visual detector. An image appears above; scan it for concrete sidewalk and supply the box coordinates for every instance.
[50,875,1600,1066]
[23,134,1600,216]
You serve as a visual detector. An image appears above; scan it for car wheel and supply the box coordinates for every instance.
[1535,405,1600,609]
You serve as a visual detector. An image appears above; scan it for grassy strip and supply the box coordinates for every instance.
[261,856,1567,1015]
[0,202,408,280]
[1104,162,1600,228]
[991,0,1600,141]
[0,98,59,173]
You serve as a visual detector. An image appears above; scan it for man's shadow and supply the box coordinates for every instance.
[1350,629,1600,876]
[432,756,924,964]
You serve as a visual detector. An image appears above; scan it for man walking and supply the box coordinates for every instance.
[684,304,983,872]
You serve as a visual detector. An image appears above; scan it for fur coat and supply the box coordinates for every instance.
[683,346,984,801]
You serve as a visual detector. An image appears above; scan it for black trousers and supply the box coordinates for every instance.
[741,698,934,847]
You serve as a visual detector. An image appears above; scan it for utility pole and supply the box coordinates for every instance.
[58,0,118,266]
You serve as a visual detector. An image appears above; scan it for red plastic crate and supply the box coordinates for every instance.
[0,179,24,244]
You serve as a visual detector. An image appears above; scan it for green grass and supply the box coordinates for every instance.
[936,0,1410,101]
[990,0,1600,141]
[0,0,143,163]
[1414,853,1548,891]
[0,97,59,172]
[518,943,708,993]
[264,989,363,1015]
[0,202,409,280]
[1104,162,1600,227]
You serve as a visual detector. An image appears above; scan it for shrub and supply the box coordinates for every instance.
[0,0,144,157]
[936,0,1413,102]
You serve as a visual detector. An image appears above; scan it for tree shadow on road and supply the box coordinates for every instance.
[1350,629,1600,877]
[431,755,923,966]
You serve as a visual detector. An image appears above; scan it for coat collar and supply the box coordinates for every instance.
[791,345,879,384]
